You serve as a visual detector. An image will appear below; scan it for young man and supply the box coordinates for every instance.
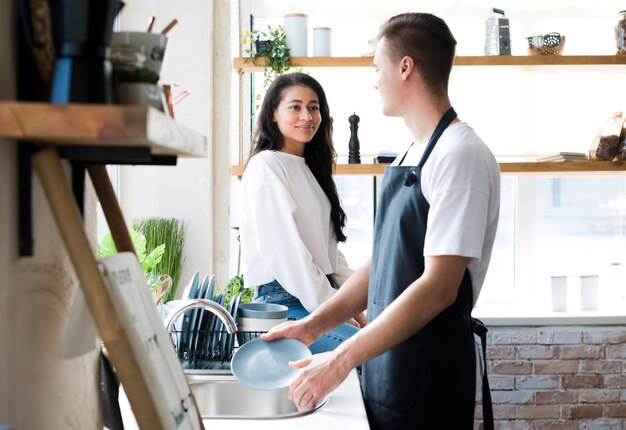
[263,12,500,429]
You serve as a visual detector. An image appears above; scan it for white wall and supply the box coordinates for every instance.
[116,0,220,293]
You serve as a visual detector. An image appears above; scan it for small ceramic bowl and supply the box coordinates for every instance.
[237,303,288,319]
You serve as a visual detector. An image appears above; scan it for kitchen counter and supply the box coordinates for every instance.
[118,369,369,429]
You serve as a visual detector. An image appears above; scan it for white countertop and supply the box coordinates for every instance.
[117,369,369,430]
[202,369,369,430]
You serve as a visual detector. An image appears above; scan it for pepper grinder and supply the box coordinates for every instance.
[348,112,361,164]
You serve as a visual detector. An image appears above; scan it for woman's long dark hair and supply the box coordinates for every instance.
[248,72,347,243]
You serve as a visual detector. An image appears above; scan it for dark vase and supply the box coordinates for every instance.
[47,0,121,103]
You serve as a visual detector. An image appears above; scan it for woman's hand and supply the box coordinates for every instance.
[287,350,352,411]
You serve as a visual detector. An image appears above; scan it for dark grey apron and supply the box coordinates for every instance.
[362,108,484,429]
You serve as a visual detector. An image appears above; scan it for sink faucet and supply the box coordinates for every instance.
[164,298,238,334]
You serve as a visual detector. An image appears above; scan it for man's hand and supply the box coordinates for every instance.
[287,350,352,411]
[260,317,320,346]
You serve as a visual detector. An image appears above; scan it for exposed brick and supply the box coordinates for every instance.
[493,404,516,419]
[561,405,573,418]
[532,420,578,430]
[487,346,517,359]
[492,329,538,345]
[560,345,603,359]
[607,403,626,417]
[533,360,579,374]
[606,344,626,359]
[491,390,534,405]
[563,374,603,388]
[569,404,604,418]
[494,420,530,430]
[489,360,532,375]
[515,405,559,419]
[578,389,622,403]
[581,360,622,374]
[604,375,626,388]
[516,375,560,390]
[490,375,516,390]
[583,329,626,345]
[535,390,577,404]
[538,328,583,345]
[518,345,559,359]
[577,418,623,430]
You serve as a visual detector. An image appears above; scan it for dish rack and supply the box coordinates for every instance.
[168,328,265,371]
[164,298,295,372]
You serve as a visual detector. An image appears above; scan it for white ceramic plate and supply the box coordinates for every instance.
[231,338,311,390]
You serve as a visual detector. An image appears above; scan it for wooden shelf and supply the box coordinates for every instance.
[232,160,626,177]
[0,102,208,158]
[233,55,626,73]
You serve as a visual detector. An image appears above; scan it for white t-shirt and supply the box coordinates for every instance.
[392,122,501,305]
[238,150,337,312]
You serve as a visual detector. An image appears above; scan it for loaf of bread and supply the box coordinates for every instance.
[589,111,622,161]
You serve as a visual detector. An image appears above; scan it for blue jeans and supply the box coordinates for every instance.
[253,280,359,354]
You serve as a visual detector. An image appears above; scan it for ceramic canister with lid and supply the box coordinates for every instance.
[313,27,331,56]
[284,13,308,57]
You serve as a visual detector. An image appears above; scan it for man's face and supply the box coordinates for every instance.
[373,37,404,117]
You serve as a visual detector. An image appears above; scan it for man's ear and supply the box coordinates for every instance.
[400,55,414,80]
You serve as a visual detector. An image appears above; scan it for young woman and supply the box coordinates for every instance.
[238,72,361,354]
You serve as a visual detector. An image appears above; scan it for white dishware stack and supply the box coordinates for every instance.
[313,27,332,57]
[284,13,308,57]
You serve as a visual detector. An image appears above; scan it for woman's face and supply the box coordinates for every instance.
[272,85,321,156]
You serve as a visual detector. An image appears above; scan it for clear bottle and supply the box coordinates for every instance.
[616,11,626,54]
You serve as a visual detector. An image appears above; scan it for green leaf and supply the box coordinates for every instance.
[98,233,117,259]
[142,243,166,274]
[130,229,147,261]
[223,275,254,307]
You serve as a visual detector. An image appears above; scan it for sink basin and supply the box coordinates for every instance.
[187,374,328,419]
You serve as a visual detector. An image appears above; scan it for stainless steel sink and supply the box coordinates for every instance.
[187,373,328,419]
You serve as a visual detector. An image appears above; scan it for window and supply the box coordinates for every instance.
[239,4,626,318]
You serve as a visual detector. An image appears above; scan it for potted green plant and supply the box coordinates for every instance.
[98,228,166,275]
[133,218,187,304]
[242,25,298,91]
[223,274,254,307]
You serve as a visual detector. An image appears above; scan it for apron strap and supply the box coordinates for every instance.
[397,106,457,167]
[417,107,457,168]
[472,317,494,430]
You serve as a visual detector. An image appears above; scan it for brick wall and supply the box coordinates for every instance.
[474,326,626,430]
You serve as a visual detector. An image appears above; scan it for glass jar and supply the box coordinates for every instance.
[616,11,626,54]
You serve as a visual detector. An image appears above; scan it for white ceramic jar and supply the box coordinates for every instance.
[284,13,308,57]
[313,27,331,57]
